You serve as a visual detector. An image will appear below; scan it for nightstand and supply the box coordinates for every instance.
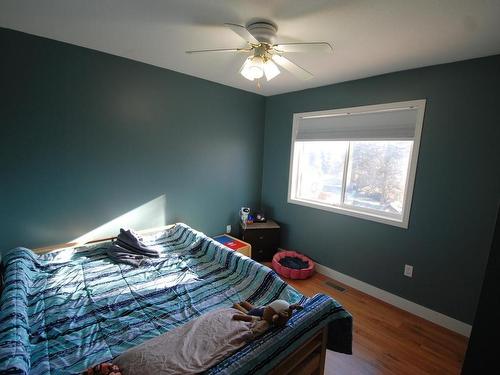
[213,234,252,258]
[239,219,280,262]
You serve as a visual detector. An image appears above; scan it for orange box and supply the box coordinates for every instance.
[213,234,252,258]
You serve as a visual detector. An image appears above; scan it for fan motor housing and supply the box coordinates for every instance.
[246,20,278,45]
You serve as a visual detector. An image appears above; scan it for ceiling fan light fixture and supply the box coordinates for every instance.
[240,56,265,81]
[263,59,280,81]
[187,20,329,84]
[239,58,254,80]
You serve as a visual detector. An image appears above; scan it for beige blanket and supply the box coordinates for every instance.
[114,307,263,374]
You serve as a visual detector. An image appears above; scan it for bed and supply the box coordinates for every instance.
[0,223,352,374]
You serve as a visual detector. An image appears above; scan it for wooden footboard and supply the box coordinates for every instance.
[269,326,328,375]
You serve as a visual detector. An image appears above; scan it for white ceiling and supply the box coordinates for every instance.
[1,0,499,96]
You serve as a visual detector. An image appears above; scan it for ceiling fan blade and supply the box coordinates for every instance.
[271,54,313,80]
[273,42,333,53]
[224,23,260,45]
[186,47,251,54]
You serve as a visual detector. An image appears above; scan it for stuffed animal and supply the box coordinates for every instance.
[82,362,122,375]
[232,299,303,328]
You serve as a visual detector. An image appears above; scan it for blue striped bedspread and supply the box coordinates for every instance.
[0,223,352,374]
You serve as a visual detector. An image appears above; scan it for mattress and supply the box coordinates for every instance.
[0,223,352,374]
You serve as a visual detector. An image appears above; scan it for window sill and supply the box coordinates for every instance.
[287,197,409,229]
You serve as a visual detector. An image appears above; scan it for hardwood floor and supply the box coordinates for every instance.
[283,270,468,375]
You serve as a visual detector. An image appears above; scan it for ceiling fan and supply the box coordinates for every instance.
[186,20,333,84]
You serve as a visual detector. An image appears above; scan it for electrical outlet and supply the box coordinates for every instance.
[404,264,413,278]
[226,225,231,233]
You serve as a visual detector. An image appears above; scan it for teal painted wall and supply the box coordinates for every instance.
[0,28,264,249]
[261,55,500,323]
[1,26,498,324]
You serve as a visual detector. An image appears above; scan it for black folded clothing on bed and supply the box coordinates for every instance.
[106,228,161,267]
[115,228,160,257]
[106,244,146,268]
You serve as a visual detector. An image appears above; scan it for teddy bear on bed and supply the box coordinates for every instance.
[83,362,122,375]
[232,299,303,333]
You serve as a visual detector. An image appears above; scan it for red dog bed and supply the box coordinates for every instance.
[272,251,315,279]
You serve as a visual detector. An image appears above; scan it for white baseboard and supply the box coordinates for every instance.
[315,263,472,337]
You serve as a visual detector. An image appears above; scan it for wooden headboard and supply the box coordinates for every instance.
[33,224,176,255]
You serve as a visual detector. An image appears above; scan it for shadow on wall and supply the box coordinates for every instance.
[71,195,167,245]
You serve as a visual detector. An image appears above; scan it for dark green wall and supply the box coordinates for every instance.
[261,55,500,324]
[0,28,264,250]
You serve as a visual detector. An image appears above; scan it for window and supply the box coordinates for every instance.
[288,100,426,228]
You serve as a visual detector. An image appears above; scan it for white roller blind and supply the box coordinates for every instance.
[296,107,419,141]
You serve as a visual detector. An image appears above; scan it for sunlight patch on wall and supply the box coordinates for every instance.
[71,195,167,245]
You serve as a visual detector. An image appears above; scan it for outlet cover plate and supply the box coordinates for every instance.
[404,264,413,278]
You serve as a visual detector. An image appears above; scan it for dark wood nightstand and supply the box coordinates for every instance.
[239,219,280,262]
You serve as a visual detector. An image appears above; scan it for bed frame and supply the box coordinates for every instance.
[270,326,328,375]
[33,226,329,375]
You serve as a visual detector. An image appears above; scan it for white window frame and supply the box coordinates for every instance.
[287,99,426,229]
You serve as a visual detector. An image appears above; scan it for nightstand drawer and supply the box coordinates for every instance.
[240,220,280,262]
[253,247,268,261]
[243,230,278,250]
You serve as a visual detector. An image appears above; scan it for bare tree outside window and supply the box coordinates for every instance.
[345,141,412,214]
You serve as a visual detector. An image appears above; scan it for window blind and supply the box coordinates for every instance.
[295,107,419,141]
